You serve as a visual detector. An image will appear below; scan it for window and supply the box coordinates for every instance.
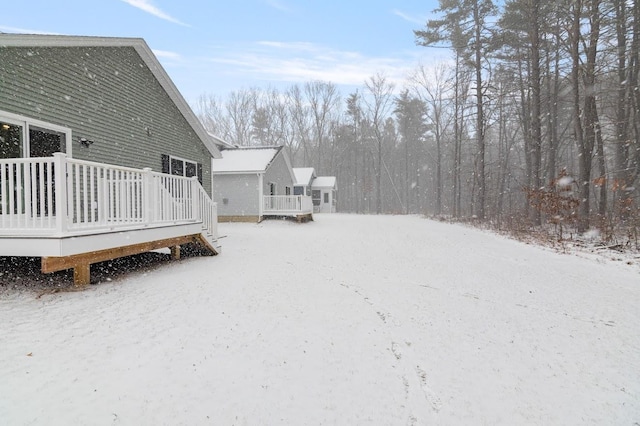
[285,186,291,195]
[312,189,321,206]
[185,162,197,178]
[162,154,202,183]
[0,121,23,158]
[324,192,329,203]
[170,157,184,176]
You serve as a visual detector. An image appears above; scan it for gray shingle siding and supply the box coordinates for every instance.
[0,45,212,195]
[264,151,294,195]
[213,174,260,216]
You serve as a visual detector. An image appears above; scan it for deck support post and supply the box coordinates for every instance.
[170,245,181,260]
[73,263,91,286]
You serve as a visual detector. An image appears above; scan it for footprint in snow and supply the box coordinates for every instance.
[391,341,402,360]
[415,366,443,412]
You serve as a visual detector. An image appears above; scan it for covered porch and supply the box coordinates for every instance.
[0,153,220,285]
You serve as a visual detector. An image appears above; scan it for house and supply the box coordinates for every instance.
[293,167,315,197]
[312,176,337,213]
[293,167,337,214]
[212,146,313,222]
[0,34,222,285]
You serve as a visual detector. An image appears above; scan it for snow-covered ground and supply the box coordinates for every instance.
[1,214,639,425]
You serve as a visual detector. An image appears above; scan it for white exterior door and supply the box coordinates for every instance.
[321,191,330,213]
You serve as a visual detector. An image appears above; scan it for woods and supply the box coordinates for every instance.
[195,0,639,241]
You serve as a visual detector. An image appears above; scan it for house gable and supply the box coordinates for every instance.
[292,167,315,196]
[264,148,296,196]
[0,34,219,195]
[293,167,316,187]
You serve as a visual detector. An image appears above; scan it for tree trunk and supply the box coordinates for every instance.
[529,0,542,226]
[545,24,561,185]
[473,0,486,220]
[453,53,462,218]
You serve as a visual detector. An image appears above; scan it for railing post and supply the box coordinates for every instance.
[53,153,68,235]
[191,176,200,221]
[142,168,153,224]
[211,201,218,239]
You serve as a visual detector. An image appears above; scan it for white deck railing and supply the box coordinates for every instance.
[0,153,218,239]
[195,182,218,242]
[263,195,313,215]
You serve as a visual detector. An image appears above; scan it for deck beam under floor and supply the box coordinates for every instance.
[41,234,208,286]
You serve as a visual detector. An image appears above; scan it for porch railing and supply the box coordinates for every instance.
[263,195,313,215]
[0,153,218,239]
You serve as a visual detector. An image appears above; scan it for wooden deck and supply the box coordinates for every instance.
[0,154,220,285]
[262,195,313,222]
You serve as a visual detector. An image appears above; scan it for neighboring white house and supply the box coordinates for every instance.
[312,176,337,213]
[293,167,337,214]
[212,146,313,222]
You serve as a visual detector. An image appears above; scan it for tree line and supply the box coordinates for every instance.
[195,0,639,236]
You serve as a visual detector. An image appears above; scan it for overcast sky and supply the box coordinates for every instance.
[1,0,447,103]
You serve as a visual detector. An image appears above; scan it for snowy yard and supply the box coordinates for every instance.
[1,214,639,425]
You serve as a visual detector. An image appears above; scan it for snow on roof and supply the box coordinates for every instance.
[212,147,281,173]
[312,176,336,188]
[293,168,315,186]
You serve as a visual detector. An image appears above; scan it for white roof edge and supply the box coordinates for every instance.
[212,170,266,175]
[0,33,222,159]
[208,132,237,149]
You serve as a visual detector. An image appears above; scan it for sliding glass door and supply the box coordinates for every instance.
[0,111,71,216]
[0,111,71,160]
